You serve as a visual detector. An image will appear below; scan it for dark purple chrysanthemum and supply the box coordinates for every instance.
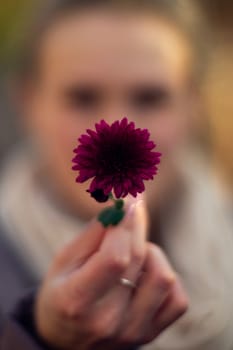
[72,118,161,199]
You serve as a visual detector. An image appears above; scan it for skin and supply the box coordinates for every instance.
[21,10,198,220]
[36,200,188,349]
[18,9,194,349]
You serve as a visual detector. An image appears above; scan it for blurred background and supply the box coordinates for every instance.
[0,1,232,335]
[0,0,232,188]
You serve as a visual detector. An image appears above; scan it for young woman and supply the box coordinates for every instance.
[0,1,232,349]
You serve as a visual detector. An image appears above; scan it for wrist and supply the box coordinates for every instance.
[13,289,56,350]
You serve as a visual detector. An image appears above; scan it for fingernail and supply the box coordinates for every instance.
[125,194,143,210]
[123,195,144,227]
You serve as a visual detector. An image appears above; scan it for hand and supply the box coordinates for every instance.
[35,200,188,350]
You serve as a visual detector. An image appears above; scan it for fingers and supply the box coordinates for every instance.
[66,220,132,307]
[106,197,148,284]
[65,198,148,310]
[53,220,106,271]
[54,195,148,275]
[149,277,189,338]
[130,279,188,346]
[117,243,176,344]
[39,222,132,347]
[126,197,148,279]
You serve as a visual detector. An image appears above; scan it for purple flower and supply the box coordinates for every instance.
[72,118,161,200]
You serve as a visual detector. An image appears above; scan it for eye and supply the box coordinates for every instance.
[130,86,171,110]
[64,86,101,110]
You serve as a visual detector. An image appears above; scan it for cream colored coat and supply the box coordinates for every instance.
[0,151,232,350]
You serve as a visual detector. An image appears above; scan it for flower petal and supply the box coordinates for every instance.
[72,117,161,199]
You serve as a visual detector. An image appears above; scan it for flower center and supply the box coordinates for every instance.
[100,143,130,175]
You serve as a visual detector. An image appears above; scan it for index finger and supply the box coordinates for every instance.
[67,199,146,303]
[53,220,106,271]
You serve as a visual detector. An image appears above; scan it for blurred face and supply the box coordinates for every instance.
[22,9,197,219]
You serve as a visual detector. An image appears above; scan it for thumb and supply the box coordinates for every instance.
[124,195,149,259]
[123,195,149,237]
[100,196,149,262]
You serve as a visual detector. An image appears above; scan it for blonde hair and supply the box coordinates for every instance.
[17,0,206,84]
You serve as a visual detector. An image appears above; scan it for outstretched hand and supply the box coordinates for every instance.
[35,199,188,350]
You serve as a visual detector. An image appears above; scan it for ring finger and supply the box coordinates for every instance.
[116,244,177,345]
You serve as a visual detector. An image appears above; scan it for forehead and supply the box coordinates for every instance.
[38,10,192,88]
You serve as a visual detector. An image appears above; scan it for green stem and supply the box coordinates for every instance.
[98,193,125,228]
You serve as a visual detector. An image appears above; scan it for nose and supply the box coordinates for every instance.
[100,102,133,124]
[102,108,125,124]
